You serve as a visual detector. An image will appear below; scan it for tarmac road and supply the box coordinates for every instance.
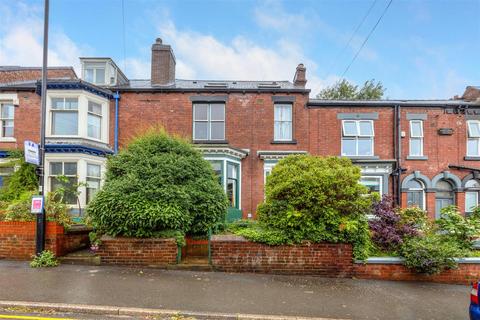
[0,260,470,320]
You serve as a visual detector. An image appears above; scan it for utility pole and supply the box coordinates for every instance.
[36,0,49,255]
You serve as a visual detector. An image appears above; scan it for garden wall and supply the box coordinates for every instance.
[354,257,480,285]
[97,236,178,266]
[0,221,90,260]
[210,235,354,276]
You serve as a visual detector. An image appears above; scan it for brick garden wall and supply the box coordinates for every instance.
[354,260,480,285]
[0,221,89,260]
[97,236,178,266]
[210,235,354,276]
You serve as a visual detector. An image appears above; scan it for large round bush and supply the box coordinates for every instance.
[86,130,228,237]
[257,155,374,258]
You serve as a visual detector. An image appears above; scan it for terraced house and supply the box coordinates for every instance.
[0,38,479,220]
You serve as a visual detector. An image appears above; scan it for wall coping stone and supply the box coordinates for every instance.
[211,234,247,242]
[356,256,480,264]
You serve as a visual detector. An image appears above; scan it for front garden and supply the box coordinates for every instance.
[1,130,479,279]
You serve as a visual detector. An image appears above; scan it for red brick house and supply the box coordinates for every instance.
[0,38,479,220]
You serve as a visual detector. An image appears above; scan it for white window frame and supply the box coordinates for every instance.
[274,104,293,141]
[46,90,109,144]
[467,120,480,156]
[409,120,424,156]
[86,162,102,204]
[50,97,79,136]
[48,160,79,205]
[341,120,374,156]
[84,66,106,85]
[359,175,382,195]
[0,102,14,140]
[87,100,102,140]
[466,191,478,213]
[193,103,225,141]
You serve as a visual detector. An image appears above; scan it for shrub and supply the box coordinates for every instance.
[86,129,228,237]
[369,196,421,253]
[0,153,38,202]
[401,234,465,275]
[30,250,59,268]
[436,206,480,250]
[245,155,374,259]
[3,190,72,228]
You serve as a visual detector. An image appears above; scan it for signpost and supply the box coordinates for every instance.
[31,196,44,214]
[24,141,40,166]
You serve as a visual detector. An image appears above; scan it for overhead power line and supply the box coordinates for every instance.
[325,0,378,77]
[341,0,393,78]
[122,0,127,72]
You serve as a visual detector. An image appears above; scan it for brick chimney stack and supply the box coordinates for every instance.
[293,63,307,88]
[151,38,176,86]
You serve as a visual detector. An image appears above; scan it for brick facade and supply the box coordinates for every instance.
[96,236,178,266]
[0,221,89,259]
[1,39,479,219]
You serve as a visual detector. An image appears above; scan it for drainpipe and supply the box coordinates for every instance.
[113,91,120,154]
[395,104,402,206]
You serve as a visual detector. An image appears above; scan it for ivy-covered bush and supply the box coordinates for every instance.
[369,196,421,253]
[0,152,38,202]
[231,155,374,259]
[86,130,228,237]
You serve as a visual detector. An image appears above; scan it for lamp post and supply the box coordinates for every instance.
[36,0,49,255]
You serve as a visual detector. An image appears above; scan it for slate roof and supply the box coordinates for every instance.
[112,79,309,92]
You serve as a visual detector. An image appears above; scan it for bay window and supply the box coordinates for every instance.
[51,98,79,135]
[342,120,374,156]
[409,120,424,156]
[467,120,480,156]
[193,103,225,141]
[360,176,382,195]
[274,104,292,141]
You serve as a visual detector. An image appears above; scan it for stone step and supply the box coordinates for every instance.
[59,249,101,266]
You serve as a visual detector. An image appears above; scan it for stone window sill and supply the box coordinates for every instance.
[193,140,229,145]
[0,138,16,143]
[406,156,428,160]
[465,156,480,161]
[342,155,380,160]
[270,140,297,145]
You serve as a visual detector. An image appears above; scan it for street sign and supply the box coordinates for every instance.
[31,195,44,214]
[24,140,40,165]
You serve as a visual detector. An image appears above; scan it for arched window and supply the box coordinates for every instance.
[435,180,454,218]
[465,179,480,213]
[406,179,425,210]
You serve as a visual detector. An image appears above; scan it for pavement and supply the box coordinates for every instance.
[0,260,471,320]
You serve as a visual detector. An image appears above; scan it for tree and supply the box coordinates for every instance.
[316,79,385,100]
[86,129,228,237]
